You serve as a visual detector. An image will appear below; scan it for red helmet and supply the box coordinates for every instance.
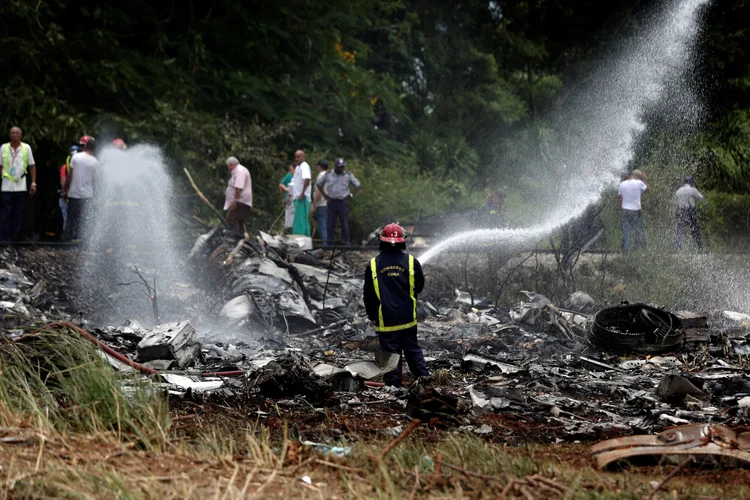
[380,223,406,243]
[78,135,94,145]
[112,138,127,150]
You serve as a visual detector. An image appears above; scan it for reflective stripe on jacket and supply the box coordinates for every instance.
[363,251,425,332]
[2,142,29,180]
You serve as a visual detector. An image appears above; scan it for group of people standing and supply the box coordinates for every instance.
[223,150,362,245]
[0,126,129,242]
[617,169,705,252]
[277,150,361,245]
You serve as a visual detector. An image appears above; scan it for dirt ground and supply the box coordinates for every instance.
[3,406,750,499]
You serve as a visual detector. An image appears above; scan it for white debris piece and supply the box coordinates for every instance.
[565,291,595,310]
[219,295,253,320]
[723,310,750,323]
[136,321,201,369]
[161,373,224,393]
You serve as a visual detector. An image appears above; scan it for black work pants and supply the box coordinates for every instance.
[0,191,26,242]
[327,198,350,245]
[377,326,429,386]
[65,198,93,241]
[674,207,702,249]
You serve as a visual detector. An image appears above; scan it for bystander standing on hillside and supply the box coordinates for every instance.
[317,157,360,246]
[64,136,98,241]
[223,157,252,235]
[291,150,312,236]
[59,144,80,233]
[278,164,295,234]
[674,175,704,250]
[0,127,36,242]
[311,158,329,242]
[618,169,649,252]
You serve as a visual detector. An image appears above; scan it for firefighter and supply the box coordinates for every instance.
[111,138,127,150]
[363,223,429,386]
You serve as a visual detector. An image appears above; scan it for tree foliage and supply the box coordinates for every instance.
[0,0,749,241]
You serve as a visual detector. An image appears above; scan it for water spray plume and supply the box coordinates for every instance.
[77,144,189,326]
[420,0,709,265]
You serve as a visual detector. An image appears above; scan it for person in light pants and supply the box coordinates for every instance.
[311,159,329,243]
[618,169,649,251]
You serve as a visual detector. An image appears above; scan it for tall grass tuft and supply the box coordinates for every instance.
[0,328,169,448]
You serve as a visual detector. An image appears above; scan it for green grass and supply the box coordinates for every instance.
[0,326,169,449]
[3,418,750,498]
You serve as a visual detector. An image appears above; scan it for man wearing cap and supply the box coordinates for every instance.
[674,175,704,250]
[0,127,36,242]
[291,150,312,236]
[363,223,429,386]
[617,169,649,251]
[65,136,98,241]
[224,157,252,234]
[316,158,361,245]
[310,159,329,242]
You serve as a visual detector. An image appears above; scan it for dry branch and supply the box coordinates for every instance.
[118,266,159,324]
[435,459,502,482]
[183,168,230,229]
[648,456,692,500]
[373,419,421,461]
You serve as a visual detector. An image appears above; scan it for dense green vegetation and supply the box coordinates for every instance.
[1,0,748,242]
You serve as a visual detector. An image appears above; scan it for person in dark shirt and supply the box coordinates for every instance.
[363,223,429,386]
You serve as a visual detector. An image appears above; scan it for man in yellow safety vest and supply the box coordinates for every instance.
[363,223,429,386]
[1,127,36,242]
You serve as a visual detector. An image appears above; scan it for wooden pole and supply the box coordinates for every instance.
[183,168,230,229]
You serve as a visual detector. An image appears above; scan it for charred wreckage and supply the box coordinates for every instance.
[3,228,750,470]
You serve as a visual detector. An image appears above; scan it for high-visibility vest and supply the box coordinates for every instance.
[65,155,72,176]
[369,254,417,332]
[2,142,29,180]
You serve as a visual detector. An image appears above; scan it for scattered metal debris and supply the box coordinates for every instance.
[592,424,750,468]
[590,303,684,354]
[5,234,750,446]
[136,321,201,369]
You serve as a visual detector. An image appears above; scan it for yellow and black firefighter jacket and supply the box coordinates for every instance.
[363,249,425,332]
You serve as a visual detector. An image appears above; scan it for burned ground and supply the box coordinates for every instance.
[3,238,750,498]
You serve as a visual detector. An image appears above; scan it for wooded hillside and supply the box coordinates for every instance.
[1,0,748,243]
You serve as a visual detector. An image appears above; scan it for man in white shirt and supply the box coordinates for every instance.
[65,136,99,241]
[617,169,649,251]
[1,127,37,241]
[291,149,312,236]
[223,156,253,234]
[674,175,704,250]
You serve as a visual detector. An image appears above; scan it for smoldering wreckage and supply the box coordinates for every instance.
[3,228,750,473]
